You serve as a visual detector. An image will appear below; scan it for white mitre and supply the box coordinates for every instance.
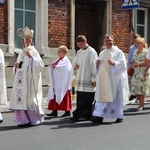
[23,26,34,39]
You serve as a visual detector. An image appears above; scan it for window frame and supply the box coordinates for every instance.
[134,7,148,42]
[15,0,36,26]
[8,0,48,54]
[15,0,36,49]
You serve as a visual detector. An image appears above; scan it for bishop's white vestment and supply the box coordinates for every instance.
[93,46,129,119]
[9,46,45,125]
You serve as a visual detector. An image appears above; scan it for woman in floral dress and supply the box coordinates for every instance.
[131,37,149,111]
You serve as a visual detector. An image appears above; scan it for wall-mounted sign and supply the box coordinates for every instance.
[122,0,139,10]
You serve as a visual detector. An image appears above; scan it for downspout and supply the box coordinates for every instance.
[106,0,112,34]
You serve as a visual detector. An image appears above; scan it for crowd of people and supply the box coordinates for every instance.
[1,28,150,126]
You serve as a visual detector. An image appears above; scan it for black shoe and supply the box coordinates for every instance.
[70,117,79,122]
[90,116,103,124]
[61,111,70,117]
[80,111,91,120]
[0,120,3,123]
[17,124,25,127]
[17,122,31,127]
[129,95,136,101]
[46,111,58,117]
[115,118,123,123]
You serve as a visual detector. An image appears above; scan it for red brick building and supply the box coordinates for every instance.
[48,0,133,53]
[0,0,150,98]
[0,0,150,54]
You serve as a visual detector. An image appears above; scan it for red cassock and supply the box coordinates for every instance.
[48,90,72,111]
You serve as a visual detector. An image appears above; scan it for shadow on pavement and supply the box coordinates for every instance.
[0,125,34,131]
[43,117,114,129]
[124,107,150,116]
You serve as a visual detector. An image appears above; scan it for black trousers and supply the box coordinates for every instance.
[73,91,95,119]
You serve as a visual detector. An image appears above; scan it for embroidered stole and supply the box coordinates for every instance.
[99,50,113,102]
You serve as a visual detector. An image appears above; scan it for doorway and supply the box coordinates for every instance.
[75,0,107,53]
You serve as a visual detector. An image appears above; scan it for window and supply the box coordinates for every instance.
[134,8,148,41]
[8,0,48,54]
[15,0,36,48]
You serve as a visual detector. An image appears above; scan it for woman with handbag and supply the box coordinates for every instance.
[127,34,141,101]
[131,37,150,111]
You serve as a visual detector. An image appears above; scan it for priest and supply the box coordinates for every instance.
[91,34,129,124]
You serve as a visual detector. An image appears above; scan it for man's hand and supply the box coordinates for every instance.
[96,60,100,67]
[108,58,115,65]
[26,50,32,58]
[74,65,79,70]
[14,63,19,69]
[92,82,96,87]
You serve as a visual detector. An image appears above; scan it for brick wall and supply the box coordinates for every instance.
[48,0,70,48]
[0,0,133,53]
[48,0,132,53]
[112,0,132,53]
[0,0,8,44]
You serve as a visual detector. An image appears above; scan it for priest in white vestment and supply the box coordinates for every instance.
[70,35,98,122]
[0,48,7,123]
[9,27,45,126]
[91,34,129,124]
[46,45,73,117]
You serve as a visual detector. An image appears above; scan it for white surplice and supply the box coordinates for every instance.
[47,56,73,104]
[93,46,129,119]
[72,46,98,92]
[0,49,7,120]
[9,46,45,115]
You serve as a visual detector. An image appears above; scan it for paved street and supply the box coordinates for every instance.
[1,99,150,150]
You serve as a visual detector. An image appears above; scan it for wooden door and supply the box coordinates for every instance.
[75,1,100,52]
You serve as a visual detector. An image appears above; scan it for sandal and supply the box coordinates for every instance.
[137,106,144,111]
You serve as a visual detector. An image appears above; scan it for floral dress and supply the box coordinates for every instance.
[131,49,150,95]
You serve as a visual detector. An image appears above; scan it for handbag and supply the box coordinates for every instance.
[127,67,134,76]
